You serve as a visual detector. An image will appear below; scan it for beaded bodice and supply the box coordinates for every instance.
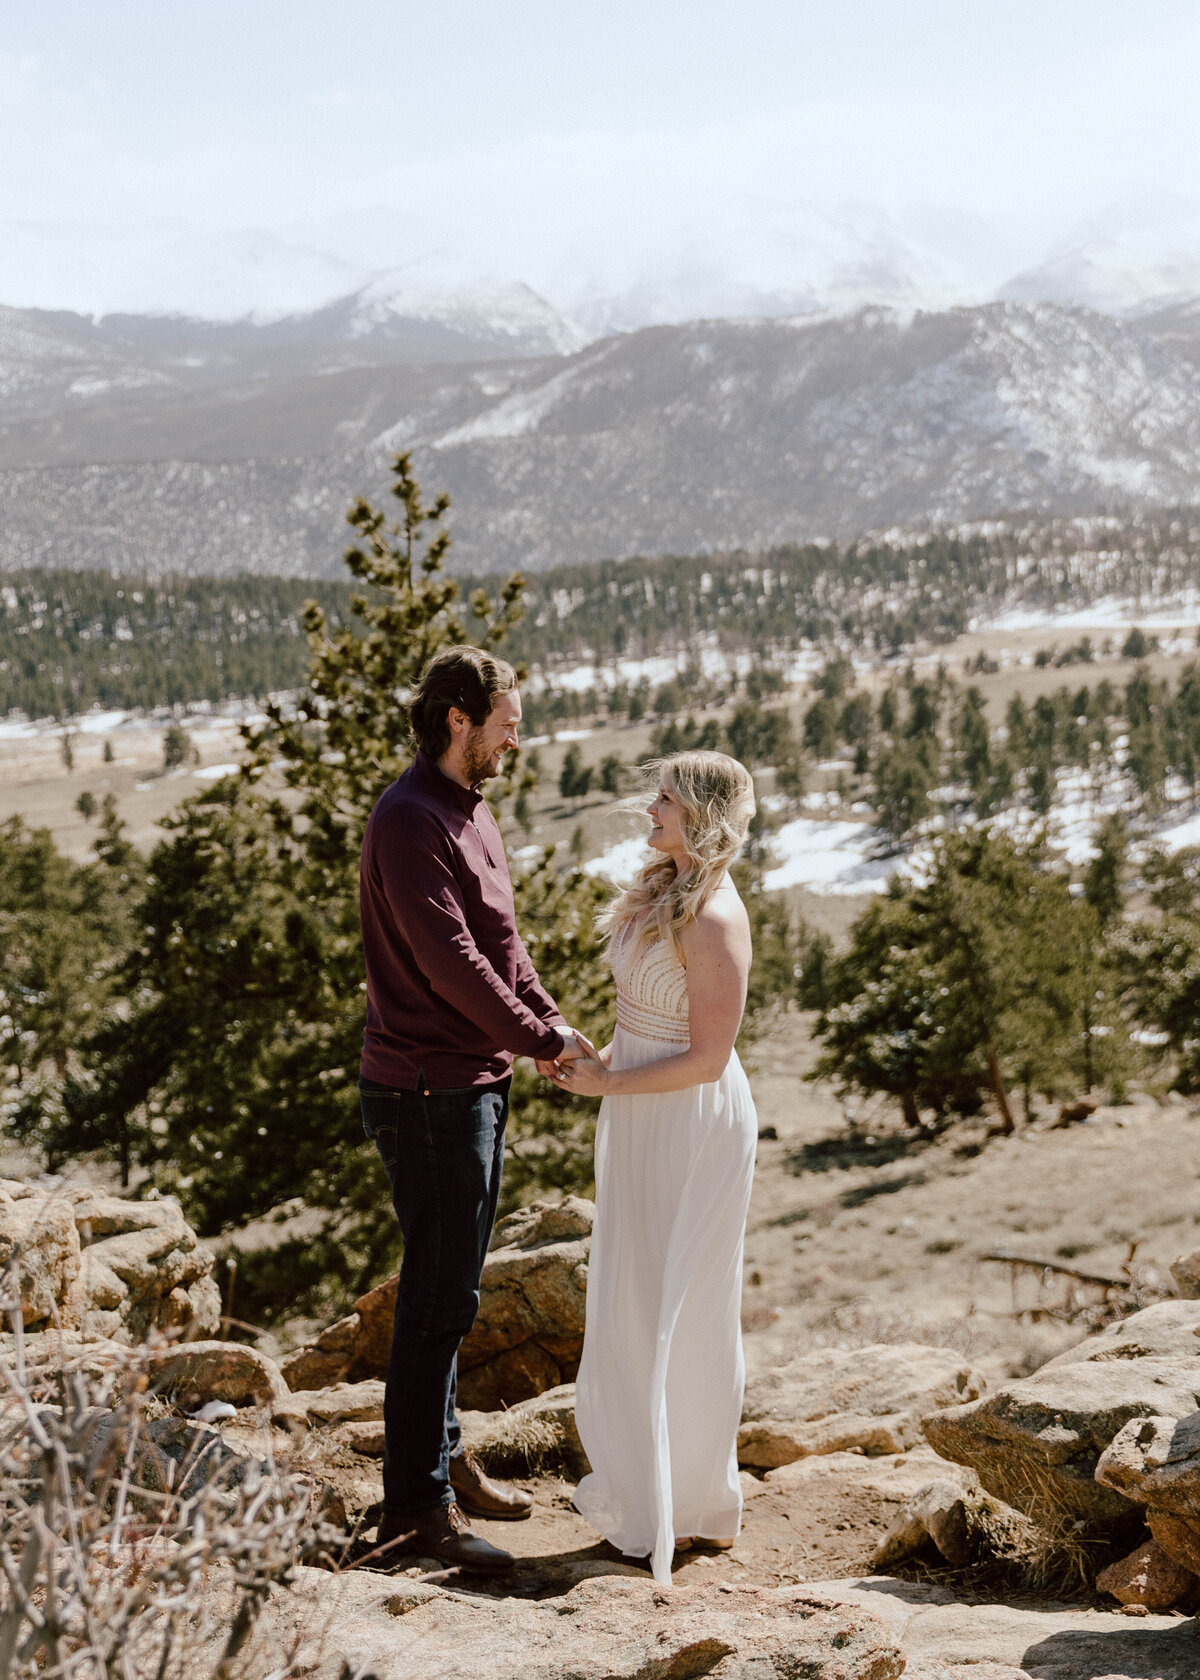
[611,923,690,1045]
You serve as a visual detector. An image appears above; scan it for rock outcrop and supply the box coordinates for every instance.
[0,1179,220,1341]
[282,1198,592,1410]
[300,1570,907,1680]
[1094,1537,1197,1611]
[872,1477,980,1571]
[924,1301,1200,1534]
[147,1341,290,1411]
[739,1342,985,1469]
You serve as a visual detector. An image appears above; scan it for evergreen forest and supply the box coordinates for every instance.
[4,480,1200,1330]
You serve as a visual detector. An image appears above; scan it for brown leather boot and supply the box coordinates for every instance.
[340,1510,417,1573]
[407,1503,515,1574]
[449,1450,534,1521]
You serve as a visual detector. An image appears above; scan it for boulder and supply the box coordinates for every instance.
[1095,1537,1197,1611]
[1097,1409,1200,1577]
[307,1570,906,1680]
[924,1300,1200,1535]
[69,1188,221,1342]
[0,1181,81,1327]
[82,1412,258,1497]
[336,1420,385,1456]
[0,1179,220,1342]
[739,1342,985,1469]
[1170,1244,1200,1299]
[0,1328,129,1381]
[872,1477,977,1570]
[1046,1298,1200,1363]
[147,1341,289,1411]
[78,1411,345,1527]
[290,1380,386,1426]
[280,1313,359,1391]
[286,1197,593,1409]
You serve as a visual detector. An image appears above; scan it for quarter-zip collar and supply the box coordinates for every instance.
[412,751,495,864]
[413,749,485,816]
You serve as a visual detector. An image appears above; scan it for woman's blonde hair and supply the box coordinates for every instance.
[603,750,756,955]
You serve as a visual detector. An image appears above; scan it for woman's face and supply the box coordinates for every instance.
[647,779,689,864]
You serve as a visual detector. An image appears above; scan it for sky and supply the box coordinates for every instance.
[3,1,1200,317]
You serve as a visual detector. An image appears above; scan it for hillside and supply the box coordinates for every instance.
[5,510,1200,718]
[4,302,1200,576]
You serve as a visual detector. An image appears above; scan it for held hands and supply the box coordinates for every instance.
[534,1027,608,1095]
[533,1027,591,1082]
[549,1037,609,1097]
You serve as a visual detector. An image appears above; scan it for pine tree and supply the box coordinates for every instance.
[162,724,191,770]
[559,745,592,804]
[813,830,1122,1131]
[873,740,937,840]
[71,454,615,1318]
[1,812,142,1170]
[802,698,838,759]
[1084,814,1128,927]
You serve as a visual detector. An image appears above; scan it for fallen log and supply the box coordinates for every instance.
[981,1248,1128,1290]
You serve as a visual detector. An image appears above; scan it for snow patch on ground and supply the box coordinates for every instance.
[983,597,1200,633]
[762,817,898,895]
[583,835,650,887]
[1157,811,1200,851]
[76,710,129,734]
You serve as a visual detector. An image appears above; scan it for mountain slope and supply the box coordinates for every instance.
[3,302,1200,576]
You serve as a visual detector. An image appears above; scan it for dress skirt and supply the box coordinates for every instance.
[572,1024,758,1583]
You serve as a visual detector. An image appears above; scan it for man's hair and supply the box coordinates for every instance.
[409,646,518,760]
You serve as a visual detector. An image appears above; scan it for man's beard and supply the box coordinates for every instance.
[463,730,501,786]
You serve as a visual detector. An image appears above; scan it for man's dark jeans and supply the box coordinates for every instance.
[359,1075,510,1520]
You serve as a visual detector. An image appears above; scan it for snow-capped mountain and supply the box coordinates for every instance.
[5,299,1200,578]
[999,201,1200,316]
[295,259,586,356]
[548,198,989,335]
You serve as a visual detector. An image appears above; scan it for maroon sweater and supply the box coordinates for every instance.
[359,752,566,1087]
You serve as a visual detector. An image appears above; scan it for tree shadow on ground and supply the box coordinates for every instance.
[786,1126,942,1177]
[839,1171,928,1209]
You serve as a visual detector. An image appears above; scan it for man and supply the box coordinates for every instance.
[358,645,587,1573]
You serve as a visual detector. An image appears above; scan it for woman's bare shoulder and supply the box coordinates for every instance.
[688,878,751,943]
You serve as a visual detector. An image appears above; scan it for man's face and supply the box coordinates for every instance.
[462,687,522,784]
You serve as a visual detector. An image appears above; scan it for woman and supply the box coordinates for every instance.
[553,750,758,1583]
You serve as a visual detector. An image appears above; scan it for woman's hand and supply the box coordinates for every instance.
[554,1043,610,1097]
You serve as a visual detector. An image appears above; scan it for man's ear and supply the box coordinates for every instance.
[446,706,469,738]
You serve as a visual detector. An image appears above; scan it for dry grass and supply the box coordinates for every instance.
[796,1296,1084,1377]
[0,1264,343,1680]
[897,1463,1133,1602]
[464,1410,569,1477]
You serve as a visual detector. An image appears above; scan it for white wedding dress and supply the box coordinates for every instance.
[572,919,758,1583]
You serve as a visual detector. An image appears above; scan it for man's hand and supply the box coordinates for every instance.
[534,1027,596,1083]
[556,1028,595,1062]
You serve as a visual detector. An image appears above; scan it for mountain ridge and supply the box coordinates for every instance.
[3,299,1200,576]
